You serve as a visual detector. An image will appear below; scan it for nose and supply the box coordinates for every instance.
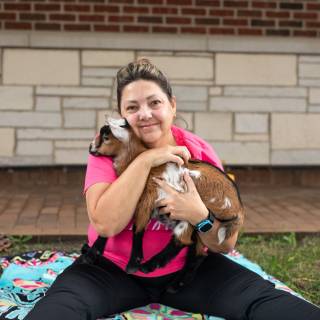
[138,105,152,120]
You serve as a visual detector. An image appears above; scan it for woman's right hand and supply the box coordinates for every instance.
[140,145,191,168]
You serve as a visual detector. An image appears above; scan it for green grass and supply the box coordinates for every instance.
[2,233,320,306]
[5,235,85,256]
[237,233,320,306]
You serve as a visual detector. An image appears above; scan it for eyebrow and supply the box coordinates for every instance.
[125,94,160,104]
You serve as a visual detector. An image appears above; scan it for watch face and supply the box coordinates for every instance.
[198,220,213,232]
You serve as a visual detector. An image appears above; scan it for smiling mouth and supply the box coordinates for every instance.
[140,123,158,128]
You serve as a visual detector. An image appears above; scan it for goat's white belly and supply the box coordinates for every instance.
[155,163,201,237]
[157,163,201,198]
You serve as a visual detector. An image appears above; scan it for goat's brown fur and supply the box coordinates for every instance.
[90,121,244,255]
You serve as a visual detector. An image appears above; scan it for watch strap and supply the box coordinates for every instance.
[195,210,214,233]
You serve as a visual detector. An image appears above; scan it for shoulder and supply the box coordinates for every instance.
[87,153,114,167]
[86,154,116,176]
[172,125,199,142]
[171,125,224,171]
[84,154,117,194]
[172,125,212,151]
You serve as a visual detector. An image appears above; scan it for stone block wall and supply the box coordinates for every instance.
[1,32,320,166]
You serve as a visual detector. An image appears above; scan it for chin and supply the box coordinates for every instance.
[141,134,163,147]
[142,137,160,147]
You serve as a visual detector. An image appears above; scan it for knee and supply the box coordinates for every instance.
[47,279,105,315]
[25,291,90,320]
[28,265,108,319]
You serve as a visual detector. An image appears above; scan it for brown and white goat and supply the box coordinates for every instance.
[90,118,244,256]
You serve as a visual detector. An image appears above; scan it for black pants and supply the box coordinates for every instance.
[25,251,320,320]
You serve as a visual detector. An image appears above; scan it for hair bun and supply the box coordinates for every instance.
[136,57,152,65]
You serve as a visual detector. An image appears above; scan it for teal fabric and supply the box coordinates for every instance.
[0,250,304,320]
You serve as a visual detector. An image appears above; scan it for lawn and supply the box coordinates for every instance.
[237,233,320,306]
[2,233,320,306]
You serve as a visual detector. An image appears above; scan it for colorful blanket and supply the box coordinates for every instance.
[0,250,303,320]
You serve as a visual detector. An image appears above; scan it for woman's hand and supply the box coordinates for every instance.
[154,172,239,253]
[153,171,208,225]
[141,145,191,168]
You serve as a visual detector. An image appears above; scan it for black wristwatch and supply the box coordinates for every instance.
[195,209,215,233]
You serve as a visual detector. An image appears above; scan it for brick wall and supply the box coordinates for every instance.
[0,0,320,37]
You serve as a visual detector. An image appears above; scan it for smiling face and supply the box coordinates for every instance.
[120,80,177,148]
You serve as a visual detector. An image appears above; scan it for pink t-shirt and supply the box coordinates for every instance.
[83,126,223,277]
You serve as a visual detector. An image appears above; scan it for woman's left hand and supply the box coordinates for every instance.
[153,172,208,226]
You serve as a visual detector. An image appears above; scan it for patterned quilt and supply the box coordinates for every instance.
[0,250,303,320]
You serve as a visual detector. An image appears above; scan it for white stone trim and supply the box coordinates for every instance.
[1,31,320,54]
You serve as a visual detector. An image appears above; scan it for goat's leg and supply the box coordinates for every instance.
[126,225,144,274]
[195,234,206,256]
[176,223,194,245]
[138,236,184,273]
[166,244,206,293]
[223,217,242,242]
[135,184,158,233]
[166,232,207,293]
[215,207,244,244]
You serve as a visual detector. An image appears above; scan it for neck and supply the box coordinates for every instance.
[144,131,176,148]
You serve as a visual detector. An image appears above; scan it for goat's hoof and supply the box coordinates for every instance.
[126,266,139,274]
[125,264,139,274]
[125,259,141,274]
[139,263,156,274]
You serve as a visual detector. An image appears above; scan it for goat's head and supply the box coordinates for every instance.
[89,118,131,157]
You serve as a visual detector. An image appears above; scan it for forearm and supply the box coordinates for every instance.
[184,199,238,254]
[92,153,152,236]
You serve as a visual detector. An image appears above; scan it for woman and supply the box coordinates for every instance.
[26,59,320,320]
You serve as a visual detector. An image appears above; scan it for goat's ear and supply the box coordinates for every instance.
[121,118,130,128]
[100,125,111,136]
[89,136,101,155]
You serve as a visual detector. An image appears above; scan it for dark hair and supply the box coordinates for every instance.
[116,58,173,113]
